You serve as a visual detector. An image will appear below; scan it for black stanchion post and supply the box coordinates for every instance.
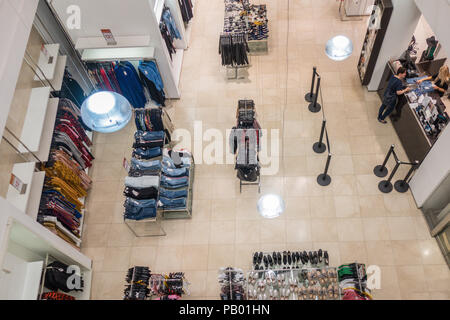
[305,67,317,102]
[394,160,419,193]
[313,119,327,154]
[308,76,322,113]
[317,153,332,186]
[378,160,400,193]
[373,145,394,178]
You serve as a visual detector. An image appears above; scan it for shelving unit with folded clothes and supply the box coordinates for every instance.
[123,130,167,237]
[36,88,94,249]
[159,151,195,220]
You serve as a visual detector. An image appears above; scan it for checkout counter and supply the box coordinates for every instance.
[377,59,449,162]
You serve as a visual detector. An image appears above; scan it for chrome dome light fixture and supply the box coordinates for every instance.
[325,35,353,61]
[257,194,285,219]
[81,91,132,133]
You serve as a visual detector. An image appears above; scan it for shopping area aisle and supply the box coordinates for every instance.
[82,0,449,300]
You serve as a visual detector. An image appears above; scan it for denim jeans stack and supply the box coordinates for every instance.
[123,131,166,221]
[158,151,192,210]
[132,130,165,160]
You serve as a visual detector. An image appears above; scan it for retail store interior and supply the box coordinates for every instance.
[0,0,449,301]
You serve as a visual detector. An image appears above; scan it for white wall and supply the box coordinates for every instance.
[0,0,39,137]
[414,0,450,61]
[48,0,154,42]
[413,15,447,61]
[367,0,421,90]
[410,123,450,207]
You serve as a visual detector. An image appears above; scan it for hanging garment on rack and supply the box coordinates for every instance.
[57,70,87,108]
[219,33,249,66]
[160,22,177,60]
[134,108,174,142]
[162,6,181,40]
[178,0,194,23]
[138,61,166,106]
[114,61,147,108]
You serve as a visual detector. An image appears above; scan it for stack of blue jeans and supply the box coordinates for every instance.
[124,175,160,220]
[158,152,191,210]
[132,131,165,160]
[124,198,157,220]
[125,130,169,220]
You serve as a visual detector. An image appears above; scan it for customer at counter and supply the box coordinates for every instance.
[416,65,449,97]
[378,67,412,124]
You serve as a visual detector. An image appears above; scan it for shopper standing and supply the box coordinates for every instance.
[378,67,411,124]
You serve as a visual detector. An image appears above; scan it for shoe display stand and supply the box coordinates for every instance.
[247,267,341,301]
[252,250,330,271]
[161,155,195,220]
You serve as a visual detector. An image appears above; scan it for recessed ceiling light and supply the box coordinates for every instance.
[257,194,285,219]
[325,35,353,61]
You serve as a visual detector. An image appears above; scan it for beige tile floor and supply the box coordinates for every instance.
[83,0,449,300]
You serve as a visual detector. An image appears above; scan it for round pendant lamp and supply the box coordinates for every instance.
[325,35,353,61]
[81,91,132,133]
[257,194,285,219]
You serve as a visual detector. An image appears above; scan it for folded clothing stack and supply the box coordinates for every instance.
[124,176,160,220]
[123,132,165,221]
[158,150,192,210]
[132,130,165,160]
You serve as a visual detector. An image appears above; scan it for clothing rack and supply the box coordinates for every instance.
[231,99,261,193]
[220,32,251,79]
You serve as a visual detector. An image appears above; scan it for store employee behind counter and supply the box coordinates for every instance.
[378,67,411,124]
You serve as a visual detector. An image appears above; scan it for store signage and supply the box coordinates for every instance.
[40,44,54,64]
[123,158,130,173]
[10,174,27,194]
[101,29,117,46]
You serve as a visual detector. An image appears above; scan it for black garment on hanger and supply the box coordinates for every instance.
[160,22,176,60]
[219,32,249,66]
[178,0,194,23]
[139,69,166,106]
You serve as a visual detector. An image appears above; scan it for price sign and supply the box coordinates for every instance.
[10,174,27,194]
[101,29,117,46]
